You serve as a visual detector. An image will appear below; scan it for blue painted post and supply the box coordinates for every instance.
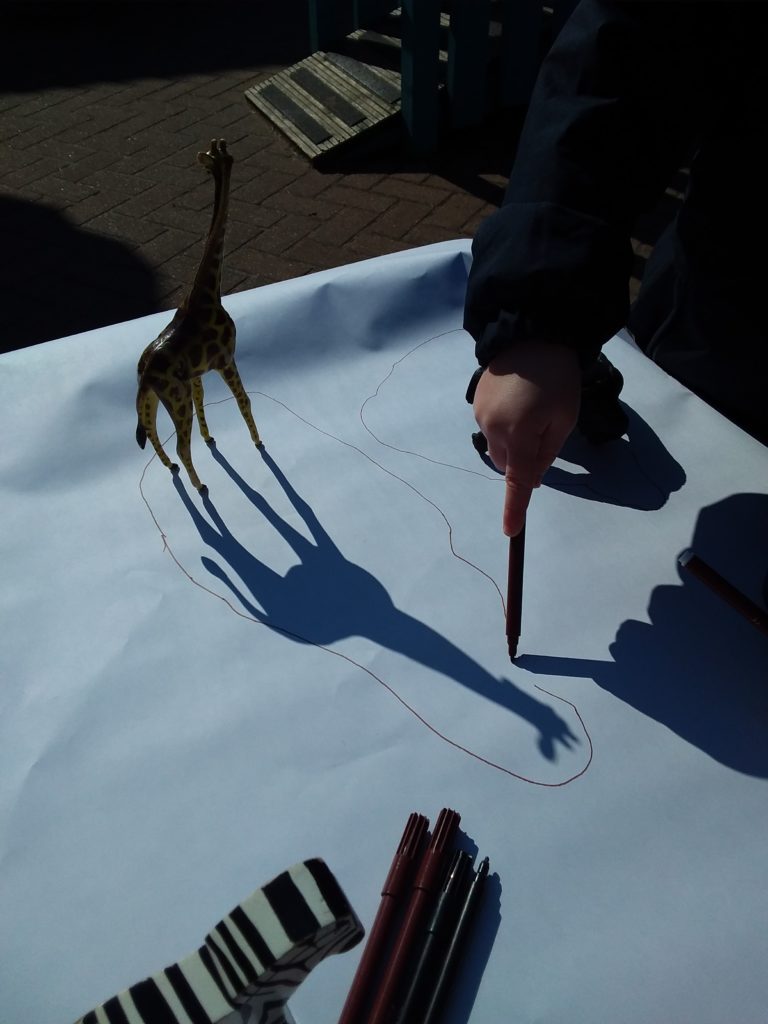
[400,0,442,153]
[309,0,355,52]
[447,0,492,129]
[353,0,398,27]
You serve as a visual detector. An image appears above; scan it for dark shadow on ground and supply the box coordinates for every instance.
[319,106,522,208]
[0,195,160,352]
[544,404,687,512]
[173,443,582,764]
[518,493,768,777]
[1,1,310,92]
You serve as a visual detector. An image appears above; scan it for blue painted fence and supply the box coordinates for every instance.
[308,0,578,150]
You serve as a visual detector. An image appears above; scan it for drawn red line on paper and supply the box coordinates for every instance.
[364,329,673,510]
[139,359,593,786]
[359,329,498,481]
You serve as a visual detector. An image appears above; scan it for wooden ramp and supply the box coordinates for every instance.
[245,11,449,162]
[245,1,577,161]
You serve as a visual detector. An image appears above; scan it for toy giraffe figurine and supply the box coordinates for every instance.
[136,138,261,492]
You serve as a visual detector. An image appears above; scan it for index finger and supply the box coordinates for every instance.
[484,425,537,536]
[503,468,533,538]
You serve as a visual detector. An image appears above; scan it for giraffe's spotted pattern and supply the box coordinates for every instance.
[135,140,261,491]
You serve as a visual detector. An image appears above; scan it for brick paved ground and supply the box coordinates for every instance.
[0,2,516,354]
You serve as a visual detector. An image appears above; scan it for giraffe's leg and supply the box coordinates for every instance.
[137,387,177,473]
[191,376,213,444]
[168,394,206,491]
[219,361,261,447]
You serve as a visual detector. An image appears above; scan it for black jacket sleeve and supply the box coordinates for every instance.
[464,0,740,369]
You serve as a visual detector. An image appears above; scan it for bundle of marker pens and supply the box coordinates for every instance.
[338,808,489,1024]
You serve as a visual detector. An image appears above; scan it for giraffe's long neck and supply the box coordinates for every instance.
[188,161,231,309]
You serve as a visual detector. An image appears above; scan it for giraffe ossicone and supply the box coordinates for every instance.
[136,139,261,492]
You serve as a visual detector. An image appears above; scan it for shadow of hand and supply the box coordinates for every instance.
[546,405,686,511]
[536,706,579,760]
[496,677,580,762]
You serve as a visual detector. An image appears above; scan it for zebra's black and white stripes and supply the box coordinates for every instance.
[75,859,364,1024]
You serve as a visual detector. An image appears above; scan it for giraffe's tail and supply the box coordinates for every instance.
[136,380,150,448]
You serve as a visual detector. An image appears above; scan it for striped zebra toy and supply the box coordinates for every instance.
[74,859,364,1024]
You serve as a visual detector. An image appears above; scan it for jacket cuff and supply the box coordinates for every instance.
[463,202,632,370]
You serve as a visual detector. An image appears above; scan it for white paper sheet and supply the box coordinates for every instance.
[1,240,766,1024]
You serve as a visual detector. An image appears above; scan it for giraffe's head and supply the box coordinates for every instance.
[197,138,232,176]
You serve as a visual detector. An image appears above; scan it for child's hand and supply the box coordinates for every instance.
[473,340,581,536]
